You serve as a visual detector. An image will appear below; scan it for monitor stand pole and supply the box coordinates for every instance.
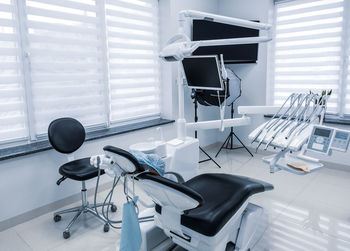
[194,94,221,168]
[215,104,254,158]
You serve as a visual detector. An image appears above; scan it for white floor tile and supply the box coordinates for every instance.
[253,216,350,251]
[50,227,119,251]
[282,197,350,243]
[0,229,32,251]
[13,194,120,251]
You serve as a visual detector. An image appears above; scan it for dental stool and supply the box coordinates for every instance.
[103,146,273,251]
[48,118,117,239]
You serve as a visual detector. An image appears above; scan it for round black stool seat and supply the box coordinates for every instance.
[59,158,105,181]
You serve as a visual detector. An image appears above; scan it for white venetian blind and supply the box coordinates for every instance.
[25,0,107,134]
[105,0,160,123]
[0,0,28,143]
[346,25,350,114]
[272,0,344,113]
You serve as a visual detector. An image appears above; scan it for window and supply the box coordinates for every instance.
[346,25,350,114]
[26,0,107,135]
[0,0,28,144]
[270,0,350,118]
[0,0,160,145]
[105,0,160,123]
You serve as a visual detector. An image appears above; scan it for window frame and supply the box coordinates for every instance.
[0,0,162,148]
[268,0,350,122]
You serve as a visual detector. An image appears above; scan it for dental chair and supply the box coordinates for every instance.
[102,146,274,251]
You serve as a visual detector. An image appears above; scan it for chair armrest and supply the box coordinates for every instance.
[136,173,203,207]
[164,172,185,183]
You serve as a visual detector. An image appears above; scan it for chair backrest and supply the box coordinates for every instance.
[103,145,203,210]
[48,118,85,154]
[136,173,203,210]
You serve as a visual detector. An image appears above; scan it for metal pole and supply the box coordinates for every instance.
[194,93,198,139]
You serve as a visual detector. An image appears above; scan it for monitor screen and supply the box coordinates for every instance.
[335,131,349,140]
[192,19,259,64]
[314,128,331,138]
[182,56,223,91]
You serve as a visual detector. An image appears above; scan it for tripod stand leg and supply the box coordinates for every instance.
[232,132,254,157]
[193,94,221,168]
[215,135,230,158]
[200,146,221,168]
[227,134,232,149]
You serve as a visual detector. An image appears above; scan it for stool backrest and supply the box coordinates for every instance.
[48,118,85,154]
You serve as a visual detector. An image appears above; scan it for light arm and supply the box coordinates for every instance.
[160,10,272,62]
[179,10,272,30]
[197,36,271,47]
[179,10,272,48]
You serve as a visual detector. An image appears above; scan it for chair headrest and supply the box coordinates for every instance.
[48,117,85,154]
[103,145,145,173]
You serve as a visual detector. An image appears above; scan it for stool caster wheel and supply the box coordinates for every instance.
[104,223,110,232]
[63,231,70,239]
[54,215,61,222]
[111,204,117,212]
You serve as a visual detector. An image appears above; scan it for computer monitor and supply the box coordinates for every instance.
[182,55,224,91]
[192,20,260,64]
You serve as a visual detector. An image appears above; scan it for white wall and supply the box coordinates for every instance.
[217,0,350,166]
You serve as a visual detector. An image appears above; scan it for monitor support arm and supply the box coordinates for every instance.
[161,10,272,141]
[179,10,272,30]
[180,10,272,47]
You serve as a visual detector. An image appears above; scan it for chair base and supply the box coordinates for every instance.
[53,181,116,239]
[149,202,267,251]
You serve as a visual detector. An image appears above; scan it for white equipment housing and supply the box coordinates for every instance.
[307,125,350,154]
[249,119,314,152]
[140,197,268,251]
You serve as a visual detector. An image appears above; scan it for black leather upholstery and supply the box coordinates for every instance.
[155,173,273,237]
[48,118,85,154]
[48,117,103,183]
[103,145,144,173]
[59,158,105,181]
[137,173,204,204]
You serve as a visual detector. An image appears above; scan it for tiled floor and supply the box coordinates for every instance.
[1,146,350,251]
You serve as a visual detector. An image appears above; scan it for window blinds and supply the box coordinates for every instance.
[0,0,28,143]
[272,0,344,114]
[346,36,350,114]
[0,0,161,145]
[105,0,160,123]
[26,0,107,134]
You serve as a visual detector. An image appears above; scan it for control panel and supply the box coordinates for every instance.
[331,130,350,152]
[307,126,334,154]
[307,125,350,154]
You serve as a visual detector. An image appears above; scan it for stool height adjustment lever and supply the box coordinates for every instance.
[56,176,67,185]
